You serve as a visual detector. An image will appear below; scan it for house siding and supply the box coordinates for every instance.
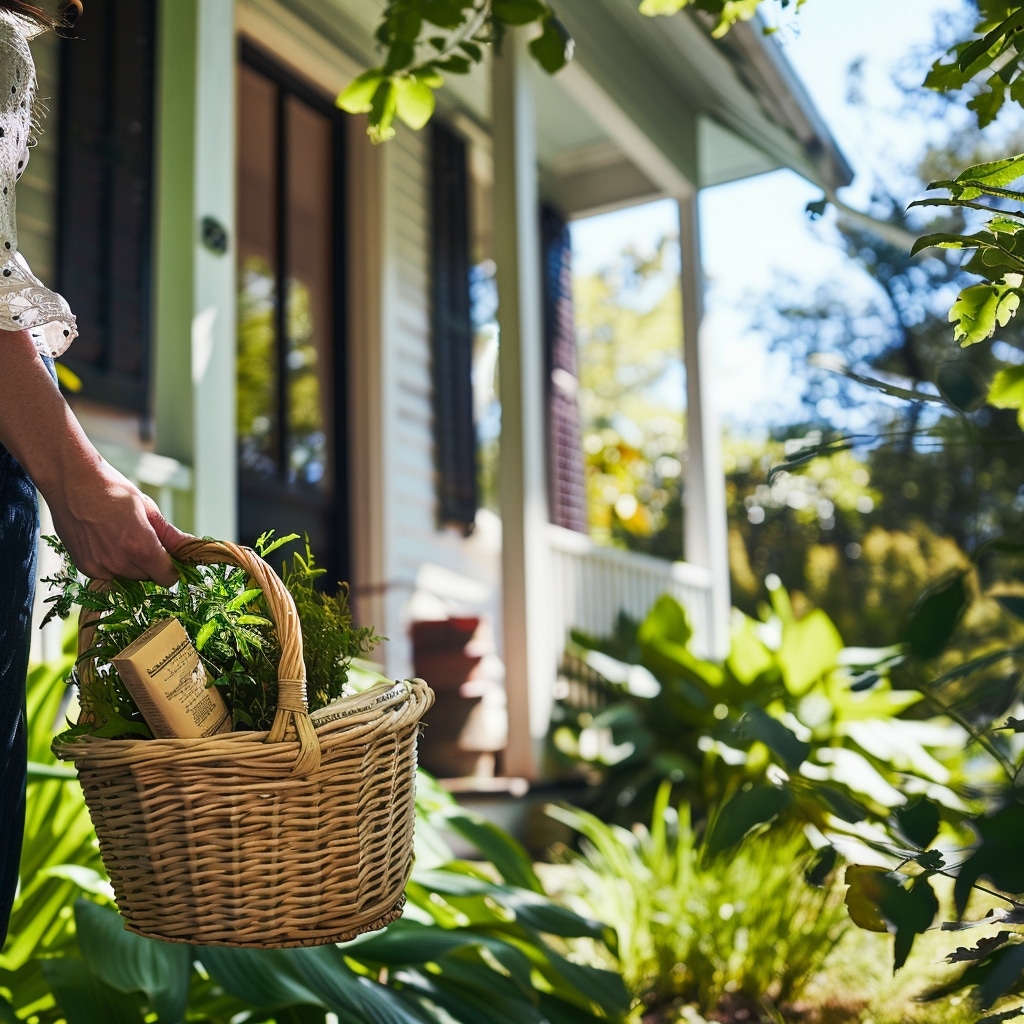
[377,127,502,679]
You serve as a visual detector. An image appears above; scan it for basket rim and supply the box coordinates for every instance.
[53,677,434,768]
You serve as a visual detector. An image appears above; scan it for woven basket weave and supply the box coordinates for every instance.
[53,537,433,949]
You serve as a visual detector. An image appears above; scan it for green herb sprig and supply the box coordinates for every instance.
[43,532,382,741]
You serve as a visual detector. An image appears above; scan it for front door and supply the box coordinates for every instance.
[235,44,348,584]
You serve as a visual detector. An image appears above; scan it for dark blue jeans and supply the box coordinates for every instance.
[0,354,46,949]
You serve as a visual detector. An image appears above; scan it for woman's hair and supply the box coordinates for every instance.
[0,1,82,32]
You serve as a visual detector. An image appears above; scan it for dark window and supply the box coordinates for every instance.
[57,0,157,412]
[429,121,478,533]
[236,45,348,584]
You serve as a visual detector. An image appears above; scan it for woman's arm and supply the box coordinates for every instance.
[0,327,186,584]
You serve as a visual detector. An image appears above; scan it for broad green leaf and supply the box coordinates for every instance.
[911,231,975,255]
[777,609,843,696]
[950,280,1022,346]
[976,944,1024,1011]
[287,946,431,1024]
[905,573,967,660]
[492,0,548,26]
[954,802,1024,917]
[705,784,792,856]
[738,704,810,770]
[726,613,775,684]
[74,899,192,1024]
[410,870,613,941]
[440,808,544,892]
[336,70,384,114]
[989,364,1024,428]
[529,17,574,74]
[398,970,544,1024]
[844,866,889,932]
[638,595,724,687]
[394,76,437,130]
[844,869,938,969]
[952,152,1024,198]
[198,947,322,1010]
[41,958,146,1024]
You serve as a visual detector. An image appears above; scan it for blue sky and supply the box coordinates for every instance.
[571,0,965,436]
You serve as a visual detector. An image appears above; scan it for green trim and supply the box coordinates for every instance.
[151,0,198,481]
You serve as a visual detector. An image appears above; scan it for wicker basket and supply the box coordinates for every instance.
[53,537,434,948]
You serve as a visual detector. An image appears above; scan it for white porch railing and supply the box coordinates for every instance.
[547,523,715,664]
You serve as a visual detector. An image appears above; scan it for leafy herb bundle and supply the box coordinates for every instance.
[43,532,382,741]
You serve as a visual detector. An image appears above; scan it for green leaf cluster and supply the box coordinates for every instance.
[336,0,571,142]
[547,782,848,1018]
[41,532,381,738]
[554,588,963,851]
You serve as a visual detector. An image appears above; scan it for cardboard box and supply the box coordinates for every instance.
[112,618,232,739]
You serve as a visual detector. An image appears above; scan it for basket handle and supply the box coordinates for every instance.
[76,536,321,776]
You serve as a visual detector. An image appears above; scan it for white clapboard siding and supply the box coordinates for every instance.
[20,33,59,283]
[380,127,503,677]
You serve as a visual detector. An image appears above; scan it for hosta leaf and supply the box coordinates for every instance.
[74,899,191,1024]
[439,808,544,892]
[41,958,146,1024]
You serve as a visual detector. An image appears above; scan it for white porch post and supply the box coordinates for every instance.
[492,31,552,780]
[152,0,237,540]
[679,193,730,657]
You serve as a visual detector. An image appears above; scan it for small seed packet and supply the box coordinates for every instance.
[112,618,231,739]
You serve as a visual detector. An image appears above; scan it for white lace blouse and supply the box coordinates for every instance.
[0,10,76,358]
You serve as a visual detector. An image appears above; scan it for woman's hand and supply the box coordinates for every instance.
[44,460,188,585]
[0,329,190,585]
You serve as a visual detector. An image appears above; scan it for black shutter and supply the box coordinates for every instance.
[429,122,477,533]
[542,205,588,533]
[57,0,156,413]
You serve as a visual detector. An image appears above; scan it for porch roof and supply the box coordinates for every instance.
[537,0,852,214]
[270,0,852,210]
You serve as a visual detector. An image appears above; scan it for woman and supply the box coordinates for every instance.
[0,0,186,947]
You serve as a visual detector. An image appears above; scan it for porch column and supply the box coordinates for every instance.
[492,31,553,780]
[679,193,730,657]
[152,0,237,540]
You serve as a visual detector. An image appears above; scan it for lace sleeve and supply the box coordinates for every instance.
[0,13,77,358]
